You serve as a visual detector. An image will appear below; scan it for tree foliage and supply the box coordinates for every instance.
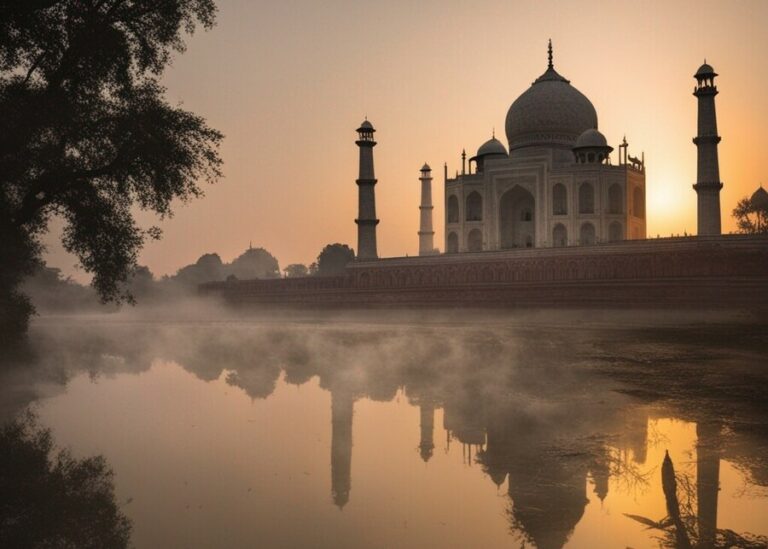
[732,196,768,234]
[228,247,280,279]
[316,243,355,276]
[22,263,101,312]
[283,263,308,278]
[0,0,223,338]
[0,412,132,548]
[173,252,225,286]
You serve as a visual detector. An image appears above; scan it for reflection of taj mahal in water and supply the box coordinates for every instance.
[325,386,725,549]
[354,41,724,259]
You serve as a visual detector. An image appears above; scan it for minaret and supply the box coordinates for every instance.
[693,61,723,235]
[418,164,435,256]
[355,119,379,260]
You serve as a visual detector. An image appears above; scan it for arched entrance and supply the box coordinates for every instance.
[553,223,567,247]
[466,192,482,221]
[447,195,459,223]
[608,221,624,242]
[552,184,567,215]
[467,228,482,252]
[499,186,535,249]
[579,182,595,214]
[632,187,645,218]
[608,184,623,214]
[447,232,459,253]
[580,222,596,245]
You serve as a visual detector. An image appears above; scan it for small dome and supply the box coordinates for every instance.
[421,162,431,171]
[751,186,768,209]
[574,128,608,149]
[695,62,716,78]
[358,119,374,131]
[476,137,508,157]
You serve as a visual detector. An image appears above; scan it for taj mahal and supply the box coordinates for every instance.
[206,42,768,310]
[443,41,646,253]
[354,41,723,259]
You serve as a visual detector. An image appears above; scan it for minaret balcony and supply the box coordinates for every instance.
[693,135,721,145]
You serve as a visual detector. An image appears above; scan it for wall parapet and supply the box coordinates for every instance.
[200,235,768,309]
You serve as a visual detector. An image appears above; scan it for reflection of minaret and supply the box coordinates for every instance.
[355,119,379,260]
[589,446,611,503]
[697,422,721,547]
[419,401,435,462]
[622,409,649,465]
[693,61,723,235]
[331,390,354,509]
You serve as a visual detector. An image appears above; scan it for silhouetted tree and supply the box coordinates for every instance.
[0,0,223,340]
[173,253,225,286]
[228,247,280,279]
[127,265,155,299]
[316,244,355,276]
[625,451,768,549]
[733,189,768,234]
[0,413,132,548]
[283,263,308,278]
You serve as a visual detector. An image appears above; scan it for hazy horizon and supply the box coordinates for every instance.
[41,0,768,282]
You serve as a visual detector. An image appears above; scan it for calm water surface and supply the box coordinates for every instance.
[3,312,768,548]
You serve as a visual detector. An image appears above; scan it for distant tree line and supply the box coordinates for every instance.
[24,242,357,313]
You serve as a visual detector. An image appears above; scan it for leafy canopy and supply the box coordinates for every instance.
[316,243,355,276]
[0,412,132,548]
[732,194,768,234]
[283,263,309,278]
[0,0,223,307]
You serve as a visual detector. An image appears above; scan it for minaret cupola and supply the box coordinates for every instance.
[356,119,376,142]
[695,61,718,90]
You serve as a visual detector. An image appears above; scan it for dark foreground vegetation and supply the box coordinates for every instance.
[0,412,131,548]
[0,0,223,342]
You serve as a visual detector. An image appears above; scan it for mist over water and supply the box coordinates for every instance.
[2,305,768,548]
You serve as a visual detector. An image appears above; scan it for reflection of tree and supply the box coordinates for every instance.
[0,413,131,548]
[625,451,768,549]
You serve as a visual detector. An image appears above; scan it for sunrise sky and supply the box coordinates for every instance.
[45,0,768,280]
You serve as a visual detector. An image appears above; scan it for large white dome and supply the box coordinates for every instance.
[505,63,598,153]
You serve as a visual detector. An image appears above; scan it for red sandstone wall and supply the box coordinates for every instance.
[199,235,768,309]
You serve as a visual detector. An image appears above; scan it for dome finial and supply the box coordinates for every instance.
[492,127,495,138]
[548,39,553,69]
